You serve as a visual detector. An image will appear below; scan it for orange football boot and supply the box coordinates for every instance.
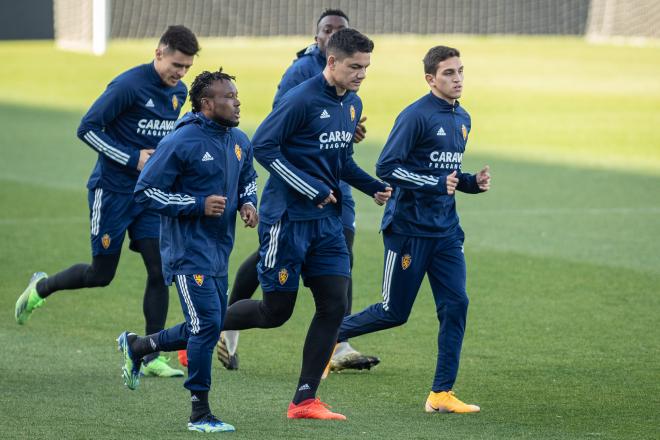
[287,398,346,420]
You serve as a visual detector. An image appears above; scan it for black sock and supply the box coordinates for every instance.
[190,391,211,422]
[293,377,321,404]
[128,333,160,359]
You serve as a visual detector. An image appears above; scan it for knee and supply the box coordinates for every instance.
[196,316,222,340]
[381,304,410,326]
[439,294,469,317]
[453,294,469,312]
[387,312,409,327]
[326,297,347,321]
[263,297,295,327]
[145,264,164,281]
[86,270,115,287]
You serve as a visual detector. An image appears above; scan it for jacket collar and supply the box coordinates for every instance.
[318,72,352,102]
[175,112,231,134]
[428,91,460,110]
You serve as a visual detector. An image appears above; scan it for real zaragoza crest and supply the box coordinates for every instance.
[401,254,412,270]
[193,274,204,286]
[461,124,467,141]
[278,268,289,285]
[101,234,111,249]
[172,95,179,110]
[234,144,242,161]
[350,105,356,121]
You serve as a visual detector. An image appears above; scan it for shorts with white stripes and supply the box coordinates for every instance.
[87,187,159,255]
[163,274,228,392]
[257,215,350,292]
[338,229,469,391]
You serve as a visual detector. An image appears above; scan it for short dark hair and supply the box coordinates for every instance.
[423,46,461,75]
[326,28,374,59]
[159,25,200,56]
[317,8,350,27]
[190,68,236,112]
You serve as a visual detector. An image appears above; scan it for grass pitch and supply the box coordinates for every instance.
[0,36,658,439]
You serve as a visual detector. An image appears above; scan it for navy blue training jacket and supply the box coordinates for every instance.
[78,62,187,193]
[134,112,258,283]
[378,92,481,237]
[272,44,356,228]
[254,73,386,225]
[272,44,326,108]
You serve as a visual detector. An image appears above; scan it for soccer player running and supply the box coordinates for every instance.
[337,46,491,414]
[221,29,391,420]
[117,68,258,432]
[216,8,380,374]
[14,25,199,378]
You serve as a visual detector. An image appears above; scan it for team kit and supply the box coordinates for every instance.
[14,9,491,434]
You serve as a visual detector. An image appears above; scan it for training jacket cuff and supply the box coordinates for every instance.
[196,196,206,216]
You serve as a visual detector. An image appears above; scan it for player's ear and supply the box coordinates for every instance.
[425,73,435,87]
[155,46,164,60]
[327,54,336,70]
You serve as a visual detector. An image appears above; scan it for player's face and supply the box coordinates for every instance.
[315,15,349,53]
[202,80,241,127]
[154,46,194,87]
[328,52,371,92]
[426,56,464,103]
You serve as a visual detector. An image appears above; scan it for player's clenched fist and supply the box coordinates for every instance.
[374,186,392,205]
[476,165,491,192]
[354,116,368,143]
[317,191,337,209]
[205,195,227,216]
[240,203,258,228]
[137,149,155,171]
[445,170,459,195]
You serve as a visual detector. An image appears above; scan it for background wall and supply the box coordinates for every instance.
[110,0,591,38]
[0,0,54,39]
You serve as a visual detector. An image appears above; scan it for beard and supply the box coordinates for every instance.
[216,116,239,127]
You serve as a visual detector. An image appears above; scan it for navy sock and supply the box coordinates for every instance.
[190,391,211,421]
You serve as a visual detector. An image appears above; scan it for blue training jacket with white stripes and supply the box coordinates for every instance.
[378,92,482,237]
[134,112,258,284]
[78,62,188,194]
[253,72,387,225]
[272,44,357,230]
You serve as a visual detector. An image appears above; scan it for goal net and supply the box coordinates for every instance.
[586,0,660,42]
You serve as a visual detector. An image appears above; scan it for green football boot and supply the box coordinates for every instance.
[141,355,185,377]
[15,272,47,325]
[117,331,142,390]
[188,414,236,433]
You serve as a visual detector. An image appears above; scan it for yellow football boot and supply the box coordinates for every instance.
[425,391,480,413]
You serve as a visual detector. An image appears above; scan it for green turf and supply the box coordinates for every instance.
[0,36,659,439]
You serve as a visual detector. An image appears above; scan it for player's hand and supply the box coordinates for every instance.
[240,204,258,228]
[446,170,459,195]
[476,165,491,192]
[205,195,227,216]
[137,149,155,171]
[317,191,337,209]
[374,186,392,205]
[353,116,367,143]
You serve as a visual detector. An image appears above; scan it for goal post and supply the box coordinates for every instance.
[54,0,109,55]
